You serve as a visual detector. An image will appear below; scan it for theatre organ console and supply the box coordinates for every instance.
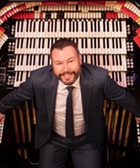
[0,0,140,166]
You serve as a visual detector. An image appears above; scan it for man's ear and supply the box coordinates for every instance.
[79,54,82,65]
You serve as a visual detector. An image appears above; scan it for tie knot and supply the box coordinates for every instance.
[66,86,74,93]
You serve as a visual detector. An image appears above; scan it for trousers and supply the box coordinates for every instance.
[38,132,101,168]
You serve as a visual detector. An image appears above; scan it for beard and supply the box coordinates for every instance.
[58,71,80,85]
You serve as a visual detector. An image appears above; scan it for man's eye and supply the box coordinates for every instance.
[56,62,62,65]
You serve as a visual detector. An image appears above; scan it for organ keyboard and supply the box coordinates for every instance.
[15,19,127,38]
[14,37,127,54]
[0,0,140,163]
[12,16,129,88]
[14,54,127,71]
[13,54,128,87]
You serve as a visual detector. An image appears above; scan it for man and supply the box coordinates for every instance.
[0,38,140,168]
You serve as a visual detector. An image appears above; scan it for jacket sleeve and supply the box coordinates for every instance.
[104,74,140,117]
[0,76,34,114]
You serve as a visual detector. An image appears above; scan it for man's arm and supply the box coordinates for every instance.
[0,75,34,114]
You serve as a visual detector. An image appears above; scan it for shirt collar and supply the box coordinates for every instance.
[58,77,80,90]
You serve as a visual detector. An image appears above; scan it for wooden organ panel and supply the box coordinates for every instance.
[0,0,140,165]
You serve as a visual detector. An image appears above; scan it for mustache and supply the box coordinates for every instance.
[58,72,74,78]
[61,72,73,76]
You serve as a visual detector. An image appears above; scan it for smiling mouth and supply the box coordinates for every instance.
[62,72,73,78]
[60,72,73,79]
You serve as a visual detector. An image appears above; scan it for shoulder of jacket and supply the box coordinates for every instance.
[31,65,52,74]
[82,63,108,72]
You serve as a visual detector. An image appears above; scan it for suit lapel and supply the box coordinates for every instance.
[45,73,58,126]
[80,69,92,125]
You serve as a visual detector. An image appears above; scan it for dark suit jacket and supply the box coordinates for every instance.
[0,64,140,152]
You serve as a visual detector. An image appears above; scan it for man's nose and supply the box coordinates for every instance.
[63,63,69,72]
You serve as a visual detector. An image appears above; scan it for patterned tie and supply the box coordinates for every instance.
[66,86,74,139]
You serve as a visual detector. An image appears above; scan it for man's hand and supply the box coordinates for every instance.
[135,117,140,124]
[0,113,5,123]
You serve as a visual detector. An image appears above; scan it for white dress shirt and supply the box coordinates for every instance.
[52,77,85,137]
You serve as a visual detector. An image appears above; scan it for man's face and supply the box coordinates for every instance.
[51,46,82,85]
